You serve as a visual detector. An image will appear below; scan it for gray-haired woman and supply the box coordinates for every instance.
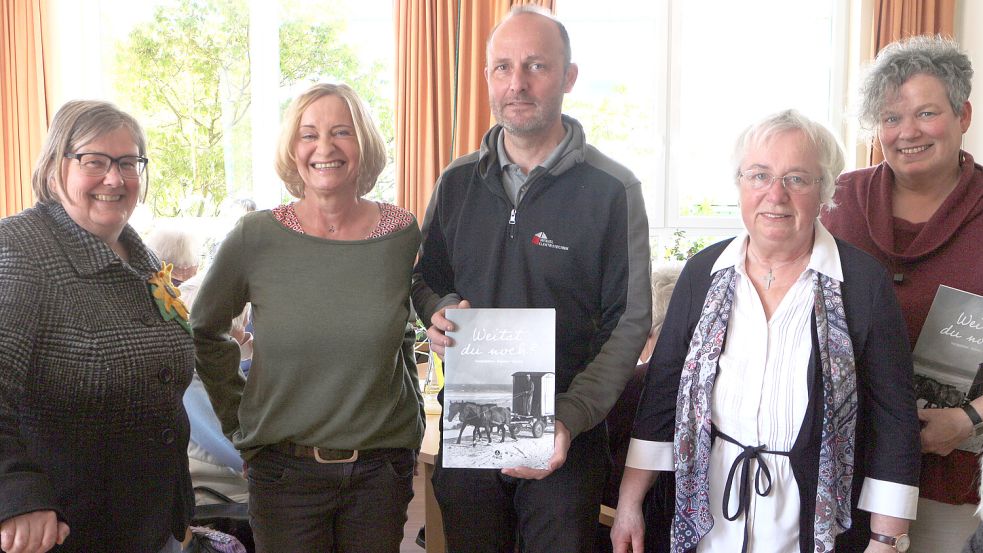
[822,35,983,553]
[613,109,920,553]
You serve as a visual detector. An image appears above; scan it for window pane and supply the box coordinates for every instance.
[47,0,395,222]
[559,0,843,259]
[559,2,664,227]
[670,0,837,223]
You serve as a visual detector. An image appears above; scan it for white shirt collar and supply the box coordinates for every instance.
[710,219,844,282]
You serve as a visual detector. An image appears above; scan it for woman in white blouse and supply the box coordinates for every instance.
[611,110,920,553]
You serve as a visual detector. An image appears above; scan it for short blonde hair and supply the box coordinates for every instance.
[274,83,386,198]
[32,100,148,204]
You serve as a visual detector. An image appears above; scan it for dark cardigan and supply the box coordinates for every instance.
[632,236,921,552]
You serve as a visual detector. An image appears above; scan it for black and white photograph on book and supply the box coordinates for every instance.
[912,285,983,452]
[442,308,556,469]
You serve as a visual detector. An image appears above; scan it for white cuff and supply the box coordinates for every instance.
[625,438,675,471]
[858,477,919,520]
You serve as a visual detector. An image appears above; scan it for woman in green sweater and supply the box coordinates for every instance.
[192,83,423,553]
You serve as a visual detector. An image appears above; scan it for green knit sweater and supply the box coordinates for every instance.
[192,210,423,458]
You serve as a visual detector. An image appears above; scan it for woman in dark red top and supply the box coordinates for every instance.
[822,35,983,553]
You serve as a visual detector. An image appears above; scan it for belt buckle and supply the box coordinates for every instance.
[313,447,359,464]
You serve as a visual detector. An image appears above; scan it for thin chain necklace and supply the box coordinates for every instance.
[296,197,358,235]
[746,245,811,290]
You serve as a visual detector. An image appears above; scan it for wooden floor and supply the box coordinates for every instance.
[399,469,427,552]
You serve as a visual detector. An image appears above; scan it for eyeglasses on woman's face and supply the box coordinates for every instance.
[739,170,821,194]
[64,152,148,180]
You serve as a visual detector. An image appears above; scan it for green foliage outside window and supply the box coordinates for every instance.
[565,84,656,189]
[115,0,393,218]
[664,230,709,261]
[679,196,738,218]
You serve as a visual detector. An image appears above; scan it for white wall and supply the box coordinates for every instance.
[957,0,983,156]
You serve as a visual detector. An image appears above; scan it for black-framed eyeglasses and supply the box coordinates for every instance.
[64,152,148,179]
[739,170,821,194]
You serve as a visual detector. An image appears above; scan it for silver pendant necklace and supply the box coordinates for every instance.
[746,246,811,290]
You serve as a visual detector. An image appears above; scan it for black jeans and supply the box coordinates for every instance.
[246,447,415,553]
[432,423,610,553]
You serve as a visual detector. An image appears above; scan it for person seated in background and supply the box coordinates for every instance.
[596,263,681,553]
[179,276,252,505]
[604,262,683,506]
[146,223,252,500]
[636,263,683,366]
[145,225,200,286]
[201,198,258,378]
[180,273,253,374]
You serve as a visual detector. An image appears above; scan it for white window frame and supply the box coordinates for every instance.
[655,0,853,243]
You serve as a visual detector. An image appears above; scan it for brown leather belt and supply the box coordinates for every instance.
[271,441,359,464]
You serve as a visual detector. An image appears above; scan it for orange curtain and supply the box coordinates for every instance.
[394,0,554,222]
[0,0,50,217]
[867,0,955,166]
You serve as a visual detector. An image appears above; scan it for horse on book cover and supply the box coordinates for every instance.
[446,401,488,444]
[447,401,516,445]
[475,404,515,444]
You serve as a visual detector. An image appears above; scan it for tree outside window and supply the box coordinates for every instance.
[113,0,394,218]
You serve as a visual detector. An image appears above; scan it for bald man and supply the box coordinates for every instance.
[412,7,652,552]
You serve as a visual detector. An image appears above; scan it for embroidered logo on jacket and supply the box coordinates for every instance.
[531,232,569,251]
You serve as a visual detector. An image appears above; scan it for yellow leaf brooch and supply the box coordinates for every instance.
[148,263,191,334]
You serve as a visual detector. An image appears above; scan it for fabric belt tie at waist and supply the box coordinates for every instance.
[714,426,791,553]
[270,442,359,463]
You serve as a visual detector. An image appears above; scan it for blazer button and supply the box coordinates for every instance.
[141,312,158,326]
[159,367,173,383]
[161,428,175,445]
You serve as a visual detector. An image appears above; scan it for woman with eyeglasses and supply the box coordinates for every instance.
[0,100,194,553]
[611,110,920,553]
[822,36,983,553]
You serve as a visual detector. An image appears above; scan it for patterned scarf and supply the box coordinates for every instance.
[672,265,857,553]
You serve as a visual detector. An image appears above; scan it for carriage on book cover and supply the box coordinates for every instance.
[510,371,555,438]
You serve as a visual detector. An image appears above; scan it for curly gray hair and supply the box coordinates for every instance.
[859,35,973,130]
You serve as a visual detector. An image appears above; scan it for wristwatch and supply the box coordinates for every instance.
[961,403,983,437]
[871,532,910,552]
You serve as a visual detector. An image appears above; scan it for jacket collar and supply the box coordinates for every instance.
[476,114,587,180]
[37,201,160,277]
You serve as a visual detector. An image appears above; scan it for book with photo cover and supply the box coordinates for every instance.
[912,285,983,453]
[441,308,556,469]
